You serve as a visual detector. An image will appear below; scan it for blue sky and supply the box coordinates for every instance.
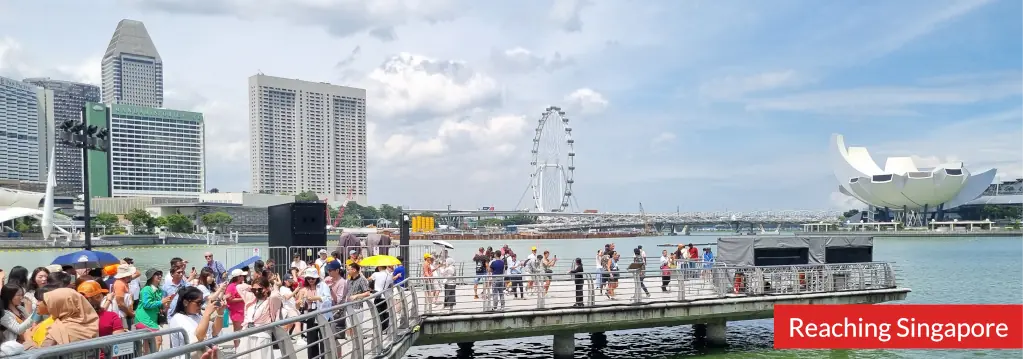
[0,0,1020,212]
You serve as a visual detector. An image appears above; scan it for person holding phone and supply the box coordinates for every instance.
[541,251,558,295]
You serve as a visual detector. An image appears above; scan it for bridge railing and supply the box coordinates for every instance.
[404,261,898,315]
[9,326,186,359]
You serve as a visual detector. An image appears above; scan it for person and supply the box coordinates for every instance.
[392,256,406,288]
[440,258,456,311]
[290,255,308,272]
[25,267,49,317]
[422,253,437,305]
[541,251,558,295]
[605,252,619,299]
[6,266,28,290]
[203,252,227,284]
[488,253,505,311]
[369,265,392,331]
[660,250,671,292]
[136,269,170,351]
[702,247,715,279]
[195,268,217,304]
[595,249,605,292]
[30,288,98,348]
[507,253,523,299]
[632,247,650,298]
[224,269,247,348]
[238,276,282,359]
[163,265,190,317]
[296,266,331,358]
[105,264,136,330]
[344,263,370,339]
[325,261,347,337]
[314,249,329,278]
[0,284,34,343]
[569,258,585,307]
[168,285,225,357]
[28,285,59,348]
[77,281,124,337]
[472,247,488,299]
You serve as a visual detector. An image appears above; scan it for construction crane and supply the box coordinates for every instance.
[639,202,654,236]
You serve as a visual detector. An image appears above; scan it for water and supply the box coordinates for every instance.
[0,235,1019,358]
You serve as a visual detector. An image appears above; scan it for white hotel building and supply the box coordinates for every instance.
[248,74,367,205]
[108,104,205,198]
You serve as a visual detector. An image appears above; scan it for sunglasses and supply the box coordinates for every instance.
[251,286,264,291]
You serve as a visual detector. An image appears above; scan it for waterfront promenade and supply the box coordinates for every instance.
[14,261,908,359]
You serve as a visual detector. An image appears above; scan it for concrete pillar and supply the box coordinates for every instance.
[706,321,727,346]
[456,342,474,351]
[553,333,575,358]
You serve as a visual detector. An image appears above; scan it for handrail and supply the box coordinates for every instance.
[15,326,187,359]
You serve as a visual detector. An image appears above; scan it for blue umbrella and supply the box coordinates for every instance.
[52,250,120,269]
[227,255,261,273]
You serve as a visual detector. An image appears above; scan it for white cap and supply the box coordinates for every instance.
[114,264,137,279]
[318,249,328,255]
[229,268,248,280]
[302,267,319,279]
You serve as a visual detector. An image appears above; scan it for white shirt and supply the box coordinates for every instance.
[290,260,308,271]
[168,312,213,350]
[370,271,392,293]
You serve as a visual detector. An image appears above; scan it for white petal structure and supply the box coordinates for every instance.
[830,134,996,211]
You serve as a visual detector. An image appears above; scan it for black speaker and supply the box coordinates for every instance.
[268,202,328,248]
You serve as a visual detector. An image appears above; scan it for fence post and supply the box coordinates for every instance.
[273,325,298,359]
[587,273,595,306]
[536,274,545,309]
[317,313,339,359]
[366,296,385,354]
[397,286,411,329]
[677,270,686,301]
[632,271,642,304]
[352,303,366,359]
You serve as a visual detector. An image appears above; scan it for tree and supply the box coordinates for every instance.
[295,191,320,202]
[153,216,169,229]
[502,215,537,226]
[164,214,194,233]
[93,213,120,234]
[208,188,220,193]
[842,209,860,218]
[379,204,402,223]
[340,214,362,227]
[125,209,155,234]
[201,211,233,233]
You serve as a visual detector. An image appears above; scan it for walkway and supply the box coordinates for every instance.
[13,262,908,359]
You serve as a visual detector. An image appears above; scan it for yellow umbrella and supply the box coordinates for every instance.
[359,255,401,267]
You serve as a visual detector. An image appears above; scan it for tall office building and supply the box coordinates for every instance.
[248,74,367,205]
[104,104,206,198]
[23,78,101,195]
[0,76,53,182]
[101,19,163,107]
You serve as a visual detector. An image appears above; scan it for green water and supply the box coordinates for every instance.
[1,235,1019,358]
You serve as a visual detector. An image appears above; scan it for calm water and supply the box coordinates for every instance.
[0,235,1019,358]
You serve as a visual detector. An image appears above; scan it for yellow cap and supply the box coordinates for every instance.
[531,246,537,251]
[423,253,432,259]
[326,256,335,262]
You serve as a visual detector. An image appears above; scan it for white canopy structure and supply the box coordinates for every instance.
[0,188,45,209]
[830,134,996,211]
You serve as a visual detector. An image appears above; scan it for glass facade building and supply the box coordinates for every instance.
[102,19,163,107]
[108,104,205,198]
[22,78,101,195]
[0,76,50,182]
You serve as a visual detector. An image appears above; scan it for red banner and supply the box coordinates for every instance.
[774,304,1023,349]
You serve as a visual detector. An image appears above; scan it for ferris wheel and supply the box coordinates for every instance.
[529,106,576,212]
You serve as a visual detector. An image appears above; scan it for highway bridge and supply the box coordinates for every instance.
[405,208,846,231]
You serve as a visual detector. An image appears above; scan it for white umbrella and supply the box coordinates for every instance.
[432,240,455,249]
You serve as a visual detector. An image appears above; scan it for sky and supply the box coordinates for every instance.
[0,0,1020,213]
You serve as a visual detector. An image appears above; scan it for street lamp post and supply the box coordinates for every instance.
[58,118,110,250]
[400,213,411,262]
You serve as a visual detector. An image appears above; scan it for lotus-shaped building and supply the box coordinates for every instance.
[830,134,996,212]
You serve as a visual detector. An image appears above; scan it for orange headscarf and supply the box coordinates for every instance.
[43,288,99,345]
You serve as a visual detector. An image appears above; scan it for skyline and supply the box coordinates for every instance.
[0,0,1020,212]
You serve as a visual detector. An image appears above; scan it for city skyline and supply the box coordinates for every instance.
[0,1,1020,211]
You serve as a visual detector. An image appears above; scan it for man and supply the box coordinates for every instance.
[392,256,406,288]
[488,252,506,311]
[314,249,329,278]
[108,264,136,329]
[472,247,489,299]
[204,252,227,284]
[290,255,308,272]
[162,265,190,316]
[369,266,392,331]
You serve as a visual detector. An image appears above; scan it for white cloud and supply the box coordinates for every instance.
[548,0,593,32]
[650,132,676,151]
[362,53,502,121]
[489,47,574,73]
[699,70,811,100]
[0,37,101,85]
[829,191,865,211]
[564,88,608,115]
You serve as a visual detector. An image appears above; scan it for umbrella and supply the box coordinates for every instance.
[228,255,261,273]
[52,250,120,269]
[359,255,401,267]
[432,240,455,249]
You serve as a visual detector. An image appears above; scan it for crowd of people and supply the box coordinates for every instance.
[0,248,406,359]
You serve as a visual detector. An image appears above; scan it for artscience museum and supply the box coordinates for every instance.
[830,134,1016,223]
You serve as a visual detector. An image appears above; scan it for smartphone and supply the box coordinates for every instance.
[214,299,223,307]
[191,266,196,272]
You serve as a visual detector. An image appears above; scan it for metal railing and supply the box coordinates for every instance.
[14,262,898,358]
[9,327,186,359]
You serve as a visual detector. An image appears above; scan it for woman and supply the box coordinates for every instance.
[595,249,605,292]
[168,286,225,357]
[238,276,282,359]
[0,283,34,343]
[25,267,49,317]
[606,253,620,300]
[507,254,523,299]
[195,268,216,305]
[659,250,671,292]
[27,285,58,347]
[440,258,456,311]
[541,251,558,295]
[30,288,98,348]
[224,269,247,348]
[136,269,171,352]
[6,267,28,291]
[422,254,437,305]
[295,267,330,359]
[569,258,585,308]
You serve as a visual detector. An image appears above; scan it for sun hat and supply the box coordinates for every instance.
[45,264,62,273]
[228,268,248,280]
[145,268,163,281]
[76,280,108,297]
[103,264,119,277]
[114,264,137,279]
[302,267,319,279]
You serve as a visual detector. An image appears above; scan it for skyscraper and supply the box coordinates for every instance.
[248,74,367,205]
[22,78,101,195]
[101,19,163,107]
[0,76,53,182]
